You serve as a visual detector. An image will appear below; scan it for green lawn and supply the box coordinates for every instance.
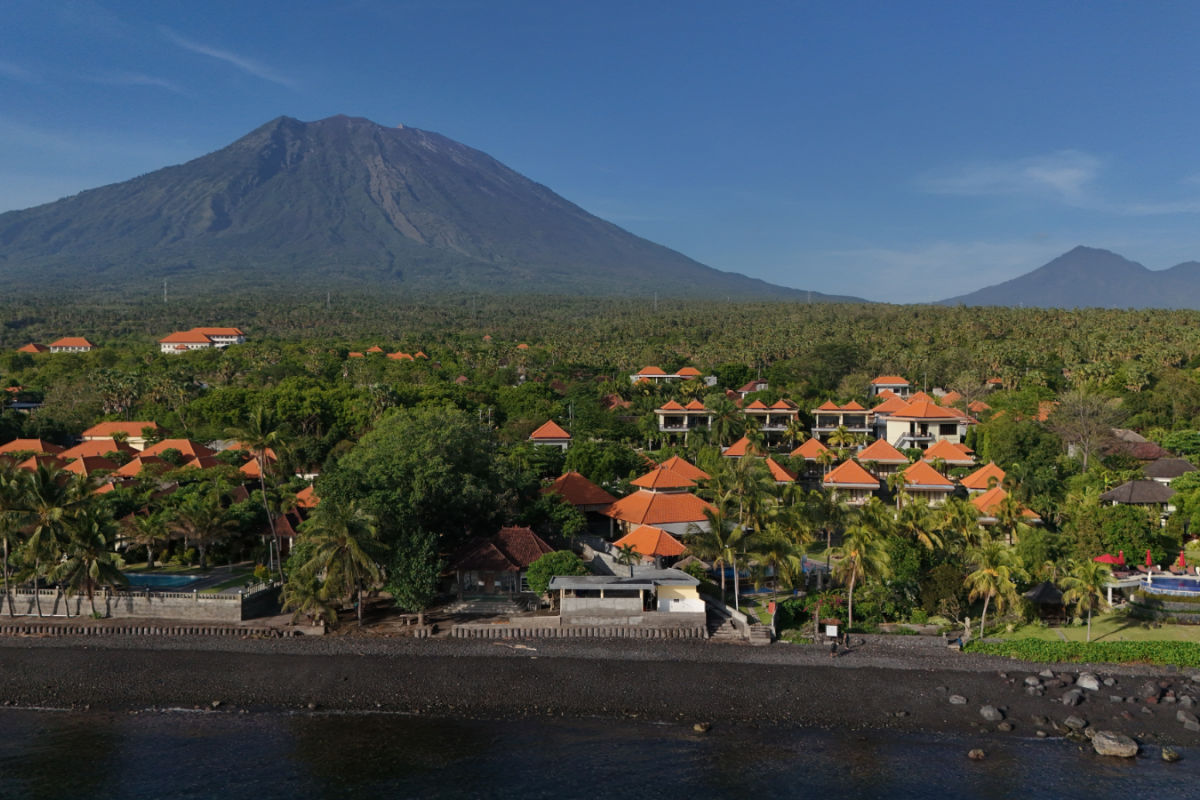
[1000,614,1200,643]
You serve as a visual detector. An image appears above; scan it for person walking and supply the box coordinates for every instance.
[829,637,838,659]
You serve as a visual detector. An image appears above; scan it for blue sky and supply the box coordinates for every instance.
[3,1,1200,302]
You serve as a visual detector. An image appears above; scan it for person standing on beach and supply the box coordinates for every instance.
[830,638,838,658]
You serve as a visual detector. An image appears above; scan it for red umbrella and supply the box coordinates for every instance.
[1119,550,1125,565]
[1180,551,1187,569]
[1146,549,1153,567]
[1093,554,1120,564]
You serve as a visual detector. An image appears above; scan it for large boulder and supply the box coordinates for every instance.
[1062,688,1084,707]
[1092,731,1139,758]
[1077,673,1101,691]
[980,705,1004,722]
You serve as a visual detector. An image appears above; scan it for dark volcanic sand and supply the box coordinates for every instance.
[0,633,1197,748]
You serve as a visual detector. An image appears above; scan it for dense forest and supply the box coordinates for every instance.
[4,295,1200,631]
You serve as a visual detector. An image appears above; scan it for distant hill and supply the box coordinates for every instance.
[939,246,1200,309]
[0,114,856,301]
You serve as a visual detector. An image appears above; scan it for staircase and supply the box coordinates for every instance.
[445,595,528,616]
[705,603,773,645]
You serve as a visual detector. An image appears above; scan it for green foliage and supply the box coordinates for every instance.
[965,638,1200,667]
[385,529,444,615]
[920,563,965,615]
[524,550,588,597]
[1163,430,1200,457]
[564,440,644,487]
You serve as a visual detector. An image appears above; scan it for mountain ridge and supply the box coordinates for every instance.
[0,115,858,301]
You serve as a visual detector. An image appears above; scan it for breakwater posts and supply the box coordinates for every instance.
[0,623,297,638]
[451,624,706,640]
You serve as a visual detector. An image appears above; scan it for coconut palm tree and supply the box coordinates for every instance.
[1061,558,1112,642]
[938,496,982,555]
[280,571,337,625]
[993,492,1028,546]
[615,543,641,576]
[0,464,30,617]
[123,512,172,569]
[894,497,942,551]
[227,405,285,580]
[963,537,1026,639]
[688,506,750,610]
[295,500,383,626]
[22,465,88,617]
[827,425,855,459]
[784,418,808,450]
[52,507,127,617]
[833,498,892,630]
[168,490,237,570]
[750,521,806,591]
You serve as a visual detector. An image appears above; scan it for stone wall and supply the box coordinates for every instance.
[3,585,280,622]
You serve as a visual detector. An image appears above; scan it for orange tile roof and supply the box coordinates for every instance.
[517,343,530,350]
[876,388,898,399]
[857,439,908,464]
[823,460,879,488]
[59,439,136,460]
[16,343,47,353]
[631,467,696,490]
[544,471,618,506]
[791,438,830,460]
[240,457,274,478]
[901,460,955,489]
[366,346,384,353]
[17,455,67,472]
[971,486,1041,520]
[181,455,224,470]
[908,391,936,404]
[770,400,796,410]
[765,457,797,483]
[636,366,668,376]
[529,420,571,440]
[190,327,244,336]
[348,352,364,358]
[891,400,963,421]
[961,461,1005,491]
[684,400,708,411]
[658,400,687,411]
[388,351,415,360]
[675,367,702,377]
[159,330,213,344]
[415,351,428,359]
[922,439,976,464]
[0,438,63,455]
[940,391,963,405]
[816,400,841,411]
[871,395,910,415]
[615,525,687,558]
[296,485,319,509]
[659,455,711,482]
[140,439,217,459]
[49,337,94,348]
[115,456,168,478]
[605,490,715,526]
[744,400,769,410]
[64,456,119,476]
[723,436,761,458]
[840,400,866,411]
[82,421,159,439]
[967,400,991,413]
[871,375,909,385]
[953,442,974,455]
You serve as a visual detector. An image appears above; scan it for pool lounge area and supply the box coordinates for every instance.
[1141,574,1200,597]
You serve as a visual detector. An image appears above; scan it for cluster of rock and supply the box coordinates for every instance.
[948,667,1200,761]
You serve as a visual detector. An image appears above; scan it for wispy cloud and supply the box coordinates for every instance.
[89,70,185,94]
[0,60,38,84]
[161,28,297,89]
[821,239,1073,303]
[920,150,1101,205]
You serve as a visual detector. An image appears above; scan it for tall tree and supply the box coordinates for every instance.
[1048,387,1123,471]
[385,528,443,626]
[295,500,383,626]
[963,537,1026,639]
[227,405,285,580]
[1061,558,1112,642]
[688,506,750,610]
[22,465,88,617]
[168,490,237,570]
[833,498,892,630]
[52,507,127,617]
[0,464,29,617]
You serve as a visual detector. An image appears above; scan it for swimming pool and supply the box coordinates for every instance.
[1141,575,1200,596]
[122,573,206,589]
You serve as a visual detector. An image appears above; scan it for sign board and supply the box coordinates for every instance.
[825,623,838,638]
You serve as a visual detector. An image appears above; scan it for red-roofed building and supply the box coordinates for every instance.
[528,420,572,450]
[674,367,703,379]
[0,438,63,456]
[960,462,1005,494]
[736,379,769,398]
[16,343,47,354]
[742,398,798,443]
[615,525,688,562]
[59,439,136,461]
[972,486,1041,525]
[295,485,319,509]
[870,375,910,398]
[922,439,976,470]
[64,455,119,477]
[630,366,677,384]
[16,455,67,472]
[140,438,217,461]
[114,456,169,479]
[722,435,762,458]
[82,421,160,451]
[823,460,880,505]
[898,460,955,506]
[939,390,963,406]
[659,455,711,482]
[159,327,245,353]
[449,525,555,595]
[791,437,831,461]
[765,457,797,484]
[388,351,415,361]
[856,439,909,477]
[884,400,971,451]
[631,467,696,491]
[655,399,711,438]
[49,337,94,354]
[543,471,617,512]
[811,401,871,442]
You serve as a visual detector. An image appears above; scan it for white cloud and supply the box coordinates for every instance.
[161,28,297,89]
[89,70,185,94]
[920,150,1101,205]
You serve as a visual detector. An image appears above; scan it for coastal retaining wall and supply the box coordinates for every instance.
[453,612,706,639]
[3,584,280,622]
[0,622,298,637]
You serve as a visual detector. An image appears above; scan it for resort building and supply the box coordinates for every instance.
[59,438,136,461]
[790,437,833,478]
[883,400,971,451]
[16,343,47,354]
[897,460,955,506]
[971,486,1042,526]
[159,327,246,353]
[735,379,769,399]
[654,400,712,436]
[543,471,617,514]
[48,337,94,354]
[140,438,218,462]
[870,375,911,398]
[449,525,554,595]
[1100,480,1176,521]
[0,439,63,456]
[741,399,799,444]
[960,462,1005,494]
[613,525,688,565]
[921,439,976,471]
[528,420,571,450]
[822,460,880,505]
[603,467,715,537]
[855,439,909,478]
[811,401,870,442]
[765,457,797,484]
[82,421,160,451]
[658,455,711,483]
[1143,457,1197,486]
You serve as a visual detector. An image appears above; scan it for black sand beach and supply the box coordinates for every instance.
[1,633,1198,749]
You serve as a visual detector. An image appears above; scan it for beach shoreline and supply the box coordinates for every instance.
[1,633,1198,749]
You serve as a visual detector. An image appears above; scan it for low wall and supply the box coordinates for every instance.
[0,621,299,637]
[560,596,642,615]
[453,611,706,640]
[3,584,280,622]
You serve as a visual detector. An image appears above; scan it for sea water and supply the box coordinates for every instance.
[0,708,1195,799]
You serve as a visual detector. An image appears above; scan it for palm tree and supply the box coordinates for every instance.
[963,537,1026,639]
[123,512,172,569]
[0,464,30,617]
[833,498,892,630]
[228,406,285,580]
[22,465,88,617]
[52,507,128,617]
[688,506,750,610]
[827,425,855,459]
[750,521,806,591]
[1061,558,1112,642]
[295,500,383,626]
[168,490,237,570]
[938,496,982,555]
[894,497,942,551]
[280,571,337,625]
[815,448,837,477]
[784,418,808,450]
[993,492,1028,546]
[615,543,641,576]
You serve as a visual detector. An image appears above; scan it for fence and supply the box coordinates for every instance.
[1,583,280,623]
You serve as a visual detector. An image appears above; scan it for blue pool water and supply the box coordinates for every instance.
[1142,576,1200,595]
[121,573,205,589]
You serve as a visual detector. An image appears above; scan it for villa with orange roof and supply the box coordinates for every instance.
[654,400,712,437]
[159,327,245,353]
[921,439,976,470]
[630,366,675,384]
[659,455,711,483]
[855,439,909,478]
[883,399,971,451]
[0,438,64,456]
[16,343,47,354]
[48,337,94,354]
[811,400,870,442]
[741,399,799,443]
[543,471,617,513]
[614,525,688,563]
[790,437,834,478]
[140,438,217,462]
[870,375,910,398]
[82,421,160,451]
[604,467,714,536]
[960,462,1005,493]
[823,460,880,505]
[59,438,136,461]
[897,460,955,506]
[528,420,572,450]
[972,486,1042,526]
[765,457,797,484]
[722,435,762,458]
